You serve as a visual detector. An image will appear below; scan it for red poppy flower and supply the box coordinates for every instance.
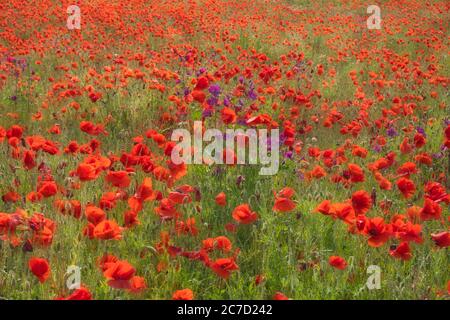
[424,182,449,204]
[396,177,416,199]
[329,256,347,270]
[395,221,423,244]
[389,242,412,260]
[93,220,122,240]
[29,257,51,283]
[37,181,58,198]
[210,258,239,279]
[215,192,227,206]
[23,150,36,170]
[80,121,106,136]
[331,202,355,224]
[255,274,266,285]
[314,200,332,216]
[273,292,289,300]
[431,232,450,248]
[232,204,258,224]
[76,163,99,181]
[413,133,426,148]
[2,191,20,203]
[363,217,393,247]
[310,165,327,179]
[347,163,365,183]
[419,198,442,221]
[173,288,194,300]
[6,125,23,139]
[195,76,209,90]
[85,205,106,225]
[397,162,417,176]
[128,276,147,294]
[168,191,192,204]
[191,90,206,103]
[154,198,180,220]
[103,260,135,284]
[273,197,296,212]
[202,236,232,253]
[221,107,237,124]
[88,92,102,103]
[55,287,92,300]
[98,254,119,272]
[135,177,155,201]
[276,187,295,198]
[54,199,82,219]
[351,190,372,214]
[374,172,392,190]
[105,171,130,188]
[176,217,198,236]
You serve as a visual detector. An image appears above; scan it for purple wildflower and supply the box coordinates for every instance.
[202,108,213,118]
[387,126,398,137]
[284,151,293,159]
[416,126,426,137]
[373,144,382,153]
[223,96,231,107]
[209,84,221,96]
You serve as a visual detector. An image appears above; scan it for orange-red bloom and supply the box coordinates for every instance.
[273,292,289,300]
[93,220,122,240]
[103,260,135,282]
[431,232,450,248]
[215,192,227,206]
[273,188,296,212]
[85,205,106,225]
[363,217,393,247]
[210,258,239,279]
[221,107,237,124]
[329,256,347,270]
[173,288,194,300]
[232,204,258,224]
[419,198,442,221]
[314,200,332,216]
[351,190,372,215]
[29,257,51,283]
[37,180,58,198]
[347,163,365,183]
[273,197,296,212]
[55,287,92,300]
[105,171,131,188]
[396,177,416,199]
[389,242,412,260]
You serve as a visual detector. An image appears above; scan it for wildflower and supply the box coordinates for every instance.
[173,289,194,300]
[232,204,258,224]
[351,190,372,214]
[29,257,50,283]
[215,192,227,206]
[210,257,239,279]
[329,256,347,270]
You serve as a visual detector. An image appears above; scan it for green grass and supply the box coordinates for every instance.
[0,0,448,300]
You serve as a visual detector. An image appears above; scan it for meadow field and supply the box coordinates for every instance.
[0,0,449,300]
